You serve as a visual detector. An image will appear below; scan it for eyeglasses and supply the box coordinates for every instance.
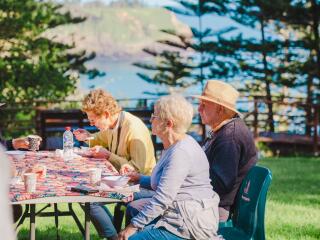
[150,113,159,121]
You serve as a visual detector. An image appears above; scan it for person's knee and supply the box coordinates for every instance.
[89,202,103,215]
[126,198,152,219]
[126,202,140,218]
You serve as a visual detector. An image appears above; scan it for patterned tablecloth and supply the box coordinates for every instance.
[9,151,129,202]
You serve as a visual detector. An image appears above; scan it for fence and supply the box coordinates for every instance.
[1,96,319,155]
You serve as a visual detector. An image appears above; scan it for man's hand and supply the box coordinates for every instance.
[89,146,111,159]
[12,137,29,150]
[118,223,138,240]
[73,128,91,141]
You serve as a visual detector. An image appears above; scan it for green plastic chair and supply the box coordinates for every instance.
[218,166,272,240]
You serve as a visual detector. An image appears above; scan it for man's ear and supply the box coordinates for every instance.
[217,105,224,114]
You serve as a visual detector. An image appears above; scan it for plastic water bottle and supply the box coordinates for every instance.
[63,126,74,160]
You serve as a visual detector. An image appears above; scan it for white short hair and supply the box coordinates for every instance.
[155,95,193,134]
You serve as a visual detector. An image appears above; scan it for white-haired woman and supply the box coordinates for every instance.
[119,95,221,240]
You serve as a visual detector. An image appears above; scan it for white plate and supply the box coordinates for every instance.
[102,175,129,187]
[6,150,26,155]
[6,150,26,160]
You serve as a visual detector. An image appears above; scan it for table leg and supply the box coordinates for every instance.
[15,204,29,230]
[84,202,90,240]
[29,204,36,240]
[69,203,85,236]
[54,203,60,240]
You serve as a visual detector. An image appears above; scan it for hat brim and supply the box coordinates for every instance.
[192,95,242,117]
[0,103,5,107]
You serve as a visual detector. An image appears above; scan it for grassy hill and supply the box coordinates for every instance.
[45,3,190,59]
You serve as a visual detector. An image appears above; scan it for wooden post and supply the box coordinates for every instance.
[253,97,259,138]
[313,104,319,156]
[143,99,148,109]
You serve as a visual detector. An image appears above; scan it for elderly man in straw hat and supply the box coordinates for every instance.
[193,80,257,222]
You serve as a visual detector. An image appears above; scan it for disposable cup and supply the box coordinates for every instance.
[23,173,37,192]
[28,135,41,151]
[88,168,102,185]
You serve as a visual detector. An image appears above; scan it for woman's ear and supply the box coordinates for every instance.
[104,111,110,119]
[167,119,174,128]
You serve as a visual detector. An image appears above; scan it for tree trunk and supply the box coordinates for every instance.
[260,18,275,132]
[310,0,320,85]
[198,1,205,89]
[305,75,313,136]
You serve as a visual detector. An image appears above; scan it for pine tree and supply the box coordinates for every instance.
[229,0,289,132]
[134,0,234,94]
[274,0,320,135]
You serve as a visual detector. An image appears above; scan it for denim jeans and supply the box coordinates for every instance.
[86,202,117,238]
[129,225,185,240]
[89,188,155,237]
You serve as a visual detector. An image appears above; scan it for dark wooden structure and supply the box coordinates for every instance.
[243,96,320,156]
[35,108,206,154]
[2,96,319,156]
[35,108,165,152]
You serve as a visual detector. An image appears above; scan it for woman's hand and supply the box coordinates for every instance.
[118,223,138,240]
[119,164,136,175]
[73,128,91,141]
[126,171,141,183]
[12,137,29,149]
[89,146,111,159]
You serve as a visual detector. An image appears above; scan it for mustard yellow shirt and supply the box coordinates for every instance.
[88,111,156,175]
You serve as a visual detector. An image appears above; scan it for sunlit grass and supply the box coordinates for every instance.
[260,157,320,240]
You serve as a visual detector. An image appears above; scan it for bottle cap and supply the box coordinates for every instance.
[65,126,71,131]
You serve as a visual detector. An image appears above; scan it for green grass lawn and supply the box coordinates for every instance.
[16,157,320,239]
[259,157,320,240]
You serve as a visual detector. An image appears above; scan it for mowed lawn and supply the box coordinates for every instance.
[16,157,320,240]
[260,157,320,240]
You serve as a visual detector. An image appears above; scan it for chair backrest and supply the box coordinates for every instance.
[231,165,272,240]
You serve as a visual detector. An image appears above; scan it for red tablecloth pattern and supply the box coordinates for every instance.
[9,151,127,202]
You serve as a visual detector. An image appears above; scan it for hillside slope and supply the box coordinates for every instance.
[45,3,191,59]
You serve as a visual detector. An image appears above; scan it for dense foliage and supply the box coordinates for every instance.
[0,0,101,103]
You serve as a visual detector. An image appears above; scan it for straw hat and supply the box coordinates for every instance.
[193,80,241,115]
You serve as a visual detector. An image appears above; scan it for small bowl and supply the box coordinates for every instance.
[102,175,129,188]
[6,150,26,160]
[80,146,89,151]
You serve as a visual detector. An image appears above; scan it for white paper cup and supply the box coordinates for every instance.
[88,168,102,185]
[55,149,64,158]
[23,173,37,192]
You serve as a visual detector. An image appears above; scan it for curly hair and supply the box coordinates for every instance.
[82,89,121,116]
[155,95,194,134]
